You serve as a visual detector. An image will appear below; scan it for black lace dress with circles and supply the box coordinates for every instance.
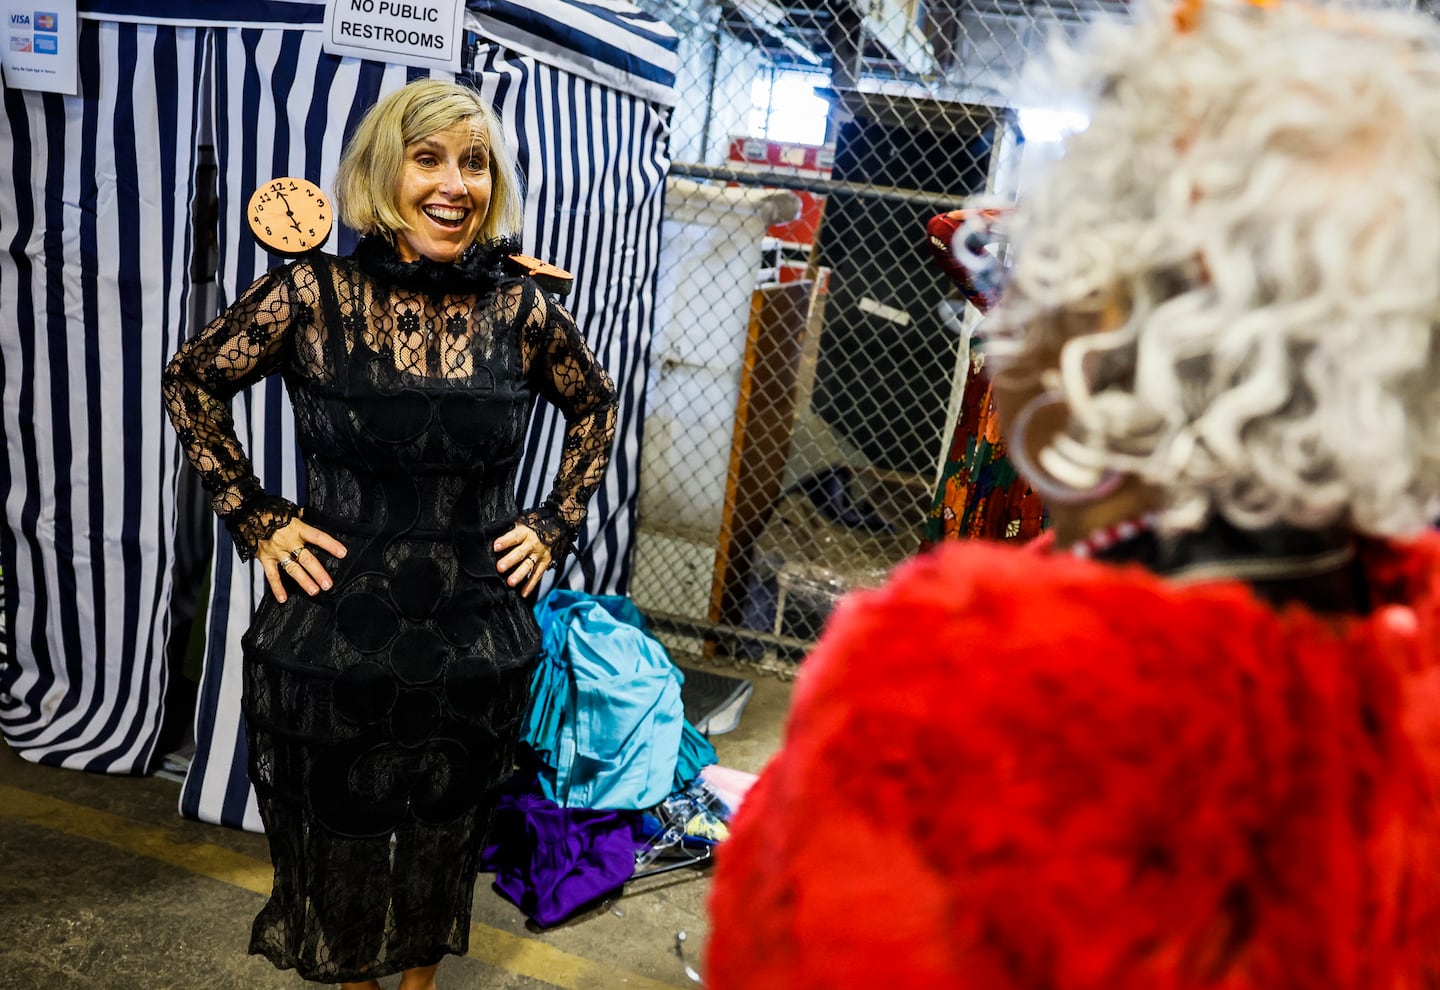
[161,235,617,982]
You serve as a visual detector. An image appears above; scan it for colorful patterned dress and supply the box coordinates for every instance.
[923,368,1044,547]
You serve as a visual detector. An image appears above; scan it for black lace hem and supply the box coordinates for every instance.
[226,491,300,562]
[352,234,521,294]
[518,503,574,571]
[248,939,455,984]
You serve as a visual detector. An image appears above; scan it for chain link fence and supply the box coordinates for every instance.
[625,0,1120,668]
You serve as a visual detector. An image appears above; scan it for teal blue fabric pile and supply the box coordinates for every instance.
[527,591,717,809]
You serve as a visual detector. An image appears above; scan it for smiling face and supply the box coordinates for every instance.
[393,120,493,264]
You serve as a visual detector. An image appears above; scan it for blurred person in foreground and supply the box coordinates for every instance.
[706,2,1440,987]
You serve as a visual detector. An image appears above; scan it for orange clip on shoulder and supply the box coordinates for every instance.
[1173,0,1279,33]
[504,253,574,297]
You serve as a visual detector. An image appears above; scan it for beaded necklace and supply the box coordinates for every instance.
[1067,513,1158,559]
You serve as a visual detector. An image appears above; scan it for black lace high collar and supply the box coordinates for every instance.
[353,234,521,294]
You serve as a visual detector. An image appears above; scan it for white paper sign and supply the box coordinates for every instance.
[323,0,464,73]
[1,0,77,95]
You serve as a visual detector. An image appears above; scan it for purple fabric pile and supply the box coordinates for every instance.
[480,773,645,927]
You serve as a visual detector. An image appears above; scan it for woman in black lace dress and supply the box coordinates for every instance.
[162,79,617,989]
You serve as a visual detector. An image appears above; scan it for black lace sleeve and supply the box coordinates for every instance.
[518,284,618,568]
[161,265,307,561]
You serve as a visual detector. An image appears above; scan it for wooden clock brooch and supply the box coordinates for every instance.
[248,177,332,255]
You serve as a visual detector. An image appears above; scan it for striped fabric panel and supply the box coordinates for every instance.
[466,0,678,105]
[488,48,668,595]
[180,34,666,830]
[0,21,207,774]
[79,0,326,29]
[77,0,679,105]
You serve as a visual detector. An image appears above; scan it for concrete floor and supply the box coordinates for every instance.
[0,663,793,990]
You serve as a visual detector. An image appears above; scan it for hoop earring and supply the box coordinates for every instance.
[1006,390,1124,505]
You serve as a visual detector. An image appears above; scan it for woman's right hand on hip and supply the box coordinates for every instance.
[257,517,348,603]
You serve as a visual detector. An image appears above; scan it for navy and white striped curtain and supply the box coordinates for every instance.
[0,19,207,775]
[492,47,669,597]
[0,1,675,826]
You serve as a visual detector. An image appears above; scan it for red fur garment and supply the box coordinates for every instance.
[707,537,1440,990]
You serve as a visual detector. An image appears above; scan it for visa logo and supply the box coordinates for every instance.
[9,13,30,26]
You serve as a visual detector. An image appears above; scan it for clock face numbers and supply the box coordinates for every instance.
[248,177,333,256]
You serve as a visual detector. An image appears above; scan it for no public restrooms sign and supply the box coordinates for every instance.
[322,0,466,73]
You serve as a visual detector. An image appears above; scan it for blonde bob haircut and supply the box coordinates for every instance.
[335,78,524,243]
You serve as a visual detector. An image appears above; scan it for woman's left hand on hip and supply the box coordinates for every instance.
[494,523,551,596]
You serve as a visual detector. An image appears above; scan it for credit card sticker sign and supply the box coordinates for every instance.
[2,3,76,93]
[10,11,58,54]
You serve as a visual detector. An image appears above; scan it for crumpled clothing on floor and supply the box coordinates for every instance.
[480,770,644,928]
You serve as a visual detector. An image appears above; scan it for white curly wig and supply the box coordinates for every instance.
[987,0,1440,537]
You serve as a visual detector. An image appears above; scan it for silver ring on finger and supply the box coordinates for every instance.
[280,558,295,571]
